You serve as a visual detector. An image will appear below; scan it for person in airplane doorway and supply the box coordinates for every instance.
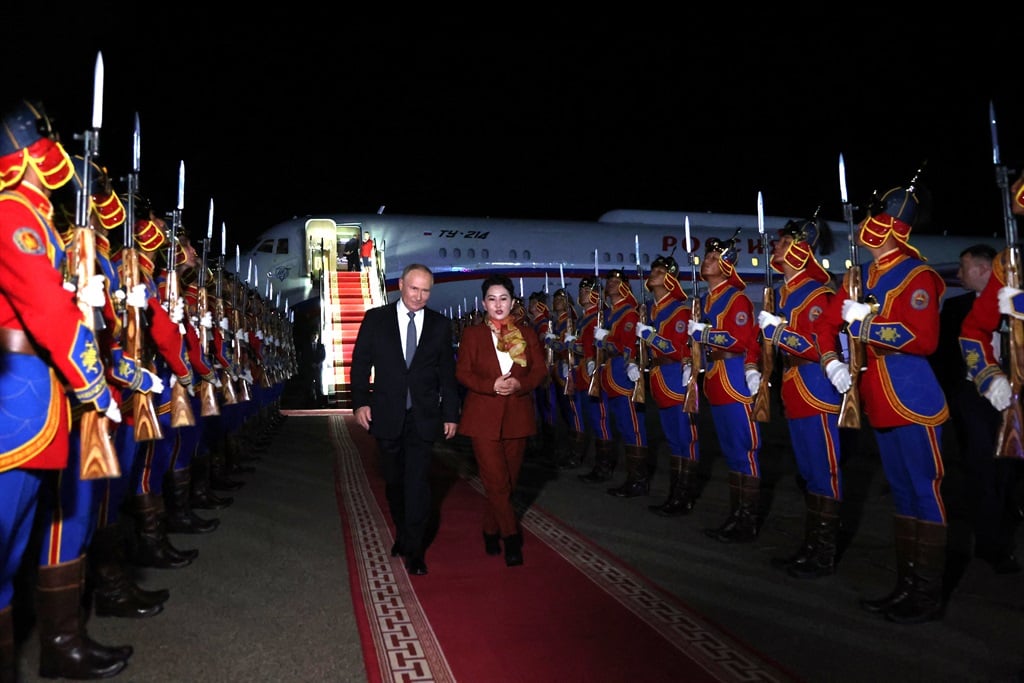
[360,230,374,270]
[813,180,949,624]
[455,275,548,566]
[688,233,763,543]
[595,269,651,498]
[634,255,701,516]
[343,235,360,272]
[351,264,460,577]
[755,216,845,578]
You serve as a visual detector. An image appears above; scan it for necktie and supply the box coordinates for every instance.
[406,312,417,408]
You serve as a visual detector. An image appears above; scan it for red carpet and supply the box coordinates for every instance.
[331,414,799,683]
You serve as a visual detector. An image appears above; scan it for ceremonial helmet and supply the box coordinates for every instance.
[777,213,833,283]
[127,194,167,252]
[647,254,686,300]
[860,162,928,258]
[704,229,745,288]
[0,99,73,191]
[604,268,636,303]
[578,275,600,306]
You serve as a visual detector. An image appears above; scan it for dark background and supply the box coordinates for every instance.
[5,11,1022,251]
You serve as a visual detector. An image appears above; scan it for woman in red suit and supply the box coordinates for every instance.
[456,274,548,566]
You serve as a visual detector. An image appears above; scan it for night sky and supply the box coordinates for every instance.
[5,11,1022,250]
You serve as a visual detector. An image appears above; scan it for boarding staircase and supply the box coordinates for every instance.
[323,270,373,407]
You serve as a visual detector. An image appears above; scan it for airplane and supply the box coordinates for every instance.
[237,208,993,321]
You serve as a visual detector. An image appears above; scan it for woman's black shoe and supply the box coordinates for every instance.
[483,533,501,556]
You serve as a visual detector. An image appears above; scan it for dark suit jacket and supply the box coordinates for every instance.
[351,302,460,441]
[455,321,548,440]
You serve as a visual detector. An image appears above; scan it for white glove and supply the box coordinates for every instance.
[627,363,641,382]
[169,297,185,324]
[682,363,692,386]
[126,284,148,308]
[984,374,1013,411]
[998,286,1024,319]
[544,331,557,341]
[79,275,107,308]
[824,359,852,393]
[559,361,569,379]
[635,323,655,341]
[841,299,872,323]
[757,311,783,330]
[586,360,596,376]
[236,329,248,342]
[200,311,214,329]
[242,369,255,384]
[594,328,610,341]
[256,329,265,340]
[219,316,230,331]
[212,375,223,388]
[563,332,576,344]
[113,288,126,304]
[104,401,122,424]
[187,381,195,397]
[745,368,761,394]
[687,320,708,336]
[144,369,164,394]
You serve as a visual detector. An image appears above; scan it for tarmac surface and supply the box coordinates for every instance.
[9,385,1024,682]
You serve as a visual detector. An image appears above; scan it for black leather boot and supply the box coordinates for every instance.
[885,520,947,624]
[704,471,743,540]
[190,451,234,509]
[558,431,589,469]
[0,605,15,683]
[164,468,219,534]
[772,493,818,570]
[649,458,698,516]
[607,445,650,497]
[129,493,198,569]
[483,533,501,556]
[37,557,132,680]
[579,440,616,483]
[788,496,841,579]
[713,474,760,543]
[861,515,917,614]
[503,533,524,567]
[89,523,167,618]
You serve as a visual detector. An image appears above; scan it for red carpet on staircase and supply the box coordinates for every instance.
[331,414,800,683]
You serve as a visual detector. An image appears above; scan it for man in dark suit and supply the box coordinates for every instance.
[351,263,460,576]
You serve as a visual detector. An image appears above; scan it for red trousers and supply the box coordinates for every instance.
[470,436,527,537]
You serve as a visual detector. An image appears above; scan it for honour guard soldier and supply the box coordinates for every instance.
[595,270,650,497]
[575,277,615,480]
[635,255,701,515]
[689,233,764,542]
[756,217,844,577]
[814,181,949,623]
[0,99,130,680]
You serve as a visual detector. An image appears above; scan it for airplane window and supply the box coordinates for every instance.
[468,248,475,258]
[277,239,289,254]
[616,253,624,264]
[453,248,461,258]
[256,240,275,254]
[510,250,517,259]
[439,248,447,258]
[481,248,489,259]
[523,250,531,260]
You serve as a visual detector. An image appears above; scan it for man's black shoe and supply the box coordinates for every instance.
[390,542,404,558]
[405,557,428,575]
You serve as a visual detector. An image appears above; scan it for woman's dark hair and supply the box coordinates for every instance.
[481,274,515,299]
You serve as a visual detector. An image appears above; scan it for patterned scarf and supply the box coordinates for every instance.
[487,317,528,367]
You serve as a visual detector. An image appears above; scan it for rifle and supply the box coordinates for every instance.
[752,192,773,423]
[234,271,253,402]
[683,216,702,415]
[215,227,239,405]
[632,234,647,404]
[990,102,1024,459]
[560,264,576,396]
[196,198,220,417]
[122,112,162,442]
[166,161,196,427]
[588,251,605,398]
[837,153,863,429]
[70,52,120,480]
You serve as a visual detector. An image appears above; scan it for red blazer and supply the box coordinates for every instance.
[456,321,547,440]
